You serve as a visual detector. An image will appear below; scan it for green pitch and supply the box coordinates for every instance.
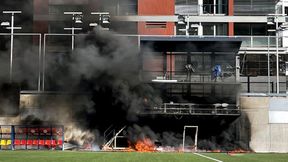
[0,151,288,162]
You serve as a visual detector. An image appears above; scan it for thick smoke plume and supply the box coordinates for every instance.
[15,28,161,146]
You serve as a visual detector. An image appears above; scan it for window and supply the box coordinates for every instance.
[203,24,214,35]
[235,23,267,36]
[203,0,227,14]
[202,23,228,36]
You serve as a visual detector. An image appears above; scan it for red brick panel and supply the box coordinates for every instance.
[138,0,175,73]
[228,0,234,36]
[228,22,234,36]
[138,0,175,15]
[228,0,234,16]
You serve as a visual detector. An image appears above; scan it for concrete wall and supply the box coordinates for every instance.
[241,97,288,152]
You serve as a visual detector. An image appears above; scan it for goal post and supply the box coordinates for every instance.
[182,126,198,152]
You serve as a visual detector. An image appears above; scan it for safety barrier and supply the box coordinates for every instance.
[0,125,64,150]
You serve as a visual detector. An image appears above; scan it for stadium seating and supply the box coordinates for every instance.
[32,140,38,145]
[0,125,64,150]
[6,140,11,145]
[20,140,26,145]
[27,140,33,145]
[14,139,21,145]
[44,140,51,146]
[0,140,6,146]
[39,140,45,145]
[57,140,63,145]
[51,140,57,146]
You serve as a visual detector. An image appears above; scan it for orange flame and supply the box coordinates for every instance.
[134,138,156,152]
[228,148,249,154]
[210,149,221,153]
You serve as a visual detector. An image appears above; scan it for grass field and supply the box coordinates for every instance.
[0,151,288,162]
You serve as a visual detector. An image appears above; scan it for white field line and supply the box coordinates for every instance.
[193,153,223,162]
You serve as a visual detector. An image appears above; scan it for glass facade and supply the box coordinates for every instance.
[240,54,288,76]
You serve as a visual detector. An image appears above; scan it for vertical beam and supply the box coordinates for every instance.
[228,22,234,36]
[182,127,186,151]
[195,126,198,151]
[198,0,203,15]
[42,34,46,91]
[247,76,250,93]
[228,0,234,15]
[268,36,271,94]
[11,126,15,150]
[211,52,216,95]
[62,125,64,151]
[228,0,234,36]
[38,35,42,92]
[138,42,143,81]
[276,16,279,94]
[10,13,14,82]
[72,28,75,51]
[163,52,167,74]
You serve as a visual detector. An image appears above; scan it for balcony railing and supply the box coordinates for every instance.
[175,4,228,15]
[176,4,276,15]
[142,103,240,116]
[175,5,199,15]
[237,36,279,48]
[234,5,275,16]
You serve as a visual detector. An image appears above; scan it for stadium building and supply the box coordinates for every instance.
[0,0,288,152]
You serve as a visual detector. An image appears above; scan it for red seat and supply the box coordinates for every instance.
[57,140,63,145]
[32,140,38,145]
[44,140,51,145]
[27,140,33,145]
[51,140,57,146]
[14,139,21,145]
[39,140,45,145]
[20,140,26,145]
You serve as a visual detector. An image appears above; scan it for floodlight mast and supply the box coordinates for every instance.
[64,12,83,51]
[90,12,110,30]
[2,11,22,82]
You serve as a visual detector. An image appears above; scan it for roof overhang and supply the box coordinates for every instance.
[140,36,242,53]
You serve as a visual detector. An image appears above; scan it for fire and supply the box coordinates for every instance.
[228,148,249,154]
[134,138,156,152]
[210,149,222,153]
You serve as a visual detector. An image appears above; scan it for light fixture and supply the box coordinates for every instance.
[73,14,83,24]
[1,22,10,26]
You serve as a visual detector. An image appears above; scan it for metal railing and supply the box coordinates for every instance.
[142,103,240,116]
[143,71,236,83]
[237,36,279,48]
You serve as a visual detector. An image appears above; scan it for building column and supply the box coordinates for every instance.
[228,0,234,36]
